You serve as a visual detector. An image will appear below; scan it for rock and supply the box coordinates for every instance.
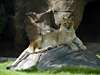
[37,45,100,70]
[0,57,8,62]
[7,43,100,70]
[7,53,41,70]
[0,57,16,62]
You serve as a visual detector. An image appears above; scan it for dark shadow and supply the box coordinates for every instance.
[76,0,100,43]
[0,0,24,57]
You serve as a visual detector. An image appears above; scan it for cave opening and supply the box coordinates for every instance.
[76,0,100,43]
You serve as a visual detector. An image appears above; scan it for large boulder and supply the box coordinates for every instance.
[7,43,100,70]
[37,44,100,70]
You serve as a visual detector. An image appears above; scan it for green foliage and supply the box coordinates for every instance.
[0,61,100,75]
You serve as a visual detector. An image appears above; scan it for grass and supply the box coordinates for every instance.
[0,61,100,75]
